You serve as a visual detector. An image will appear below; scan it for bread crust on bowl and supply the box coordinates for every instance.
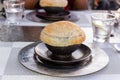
[40,21,86,47]
[40,0,68,7]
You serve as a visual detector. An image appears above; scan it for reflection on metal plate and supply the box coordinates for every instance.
[18,42,109,77]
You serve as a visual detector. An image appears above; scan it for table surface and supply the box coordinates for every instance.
[0,10,120,80]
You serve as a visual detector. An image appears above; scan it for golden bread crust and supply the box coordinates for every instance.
[40,21,86,47]
[40,0,68,7]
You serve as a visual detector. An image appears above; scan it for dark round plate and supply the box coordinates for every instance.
[34,43,92,68]
[34,53,92,69]
[36,10,70,21]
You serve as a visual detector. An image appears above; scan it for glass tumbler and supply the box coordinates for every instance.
[91,13,115,42]
[3,0,25,24]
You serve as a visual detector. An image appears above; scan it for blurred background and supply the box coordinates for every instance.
[0,0,120,11]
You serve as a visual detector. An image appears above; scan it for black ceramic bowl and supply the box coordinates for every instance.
[45,44,79,60]
[43,7,65,15]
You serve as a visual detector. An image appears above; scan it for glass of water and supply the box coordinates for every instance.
[91,12,115,42]
[3,0,25,24]
[114,9,120,34]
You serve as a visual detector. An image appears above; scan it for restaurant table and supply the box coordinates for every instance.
[0,10,120,80]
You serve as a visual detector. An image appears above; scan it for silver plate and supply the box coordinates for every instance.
[26,11,79,22]
[18,42,109,77]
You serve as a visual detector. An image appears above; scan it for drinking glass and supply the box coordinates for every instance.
[114,8,120,53]
[91,12,115,42]
[3,0,25,24]
[114,9,120,34]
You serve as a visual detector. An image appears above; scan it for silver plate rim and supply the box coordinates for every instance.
[18,42,109,77]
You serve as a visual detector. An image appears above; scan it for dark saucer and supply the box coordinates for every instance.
[34,43,92,68]
[36,10,70,21]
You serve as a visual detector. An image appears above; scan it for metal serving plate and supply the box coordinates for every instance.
[26,10,79,22]
[18,42,109,77]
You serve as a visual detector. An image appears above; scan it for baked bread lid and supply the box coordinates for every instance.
[40,0,68,7]
[40,21,86,47]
